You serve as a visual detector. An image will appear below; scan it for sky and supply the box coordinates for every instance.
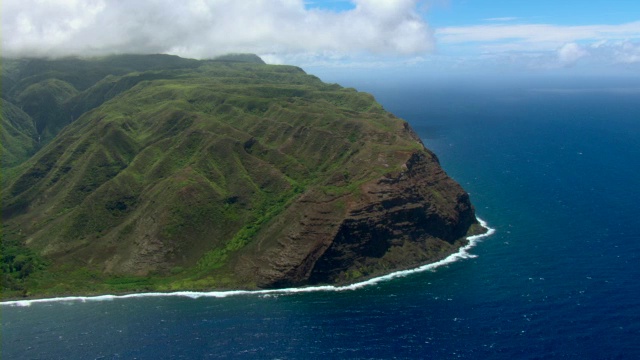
[3,0,640,79]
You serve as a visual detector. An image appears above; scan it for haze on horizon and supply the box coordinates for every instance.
[3,0,640,80]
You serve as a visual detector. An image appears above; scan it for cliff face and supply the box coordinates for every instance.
[235,150,477,287]
[1,54,478,297]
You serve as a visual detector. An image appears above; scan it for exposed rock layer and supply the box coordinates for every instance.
[237,151,477,287]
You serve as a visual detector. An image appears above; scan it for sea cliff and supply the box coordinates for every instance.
[1,54,480,298]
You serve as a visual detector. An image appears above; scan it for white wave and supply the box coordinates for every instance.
[2,217,496,307]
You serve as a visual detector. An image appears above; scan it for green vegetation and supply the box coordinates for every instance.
[197,185,304,271]
[1,54,429,299]
[1,100,38,167]
[1,233,48,297]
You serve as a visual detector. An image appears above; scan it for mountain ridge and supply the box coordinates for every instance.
[1,54,481,298]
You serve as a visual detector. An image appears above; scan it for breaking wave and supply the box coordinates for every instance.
[2,217,495,307]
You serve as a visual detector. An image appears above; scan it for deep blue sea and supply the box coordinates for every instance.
[3,77,640,359]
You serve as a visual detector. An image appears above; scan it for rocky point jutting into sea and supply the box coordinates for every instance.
[1,54,483,299]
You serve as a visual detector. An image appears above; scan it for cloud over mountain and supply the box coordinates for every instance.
[2,0,434,59]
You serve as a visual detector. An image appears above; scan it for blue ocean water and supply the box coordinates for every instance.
[3,78,640,359]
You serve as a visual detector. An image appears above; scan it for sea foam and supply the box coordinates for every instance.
[2,217,495,307]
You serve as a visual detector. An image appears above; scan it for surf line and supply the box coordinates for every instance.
[2,217,496,307]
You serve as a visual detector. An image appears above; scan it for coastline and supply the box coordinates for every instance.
[1,217,495,307]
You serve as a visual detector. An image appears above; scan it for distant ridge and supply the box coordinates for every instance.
[212,53,266,64]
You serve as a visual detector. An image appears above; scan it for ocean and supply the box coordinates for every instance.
[3,77,640,359]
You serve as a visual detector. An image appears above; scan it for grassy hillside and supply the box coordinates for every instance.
[1,54,233,149]
[2,55,446,298]
[1,100,38,167]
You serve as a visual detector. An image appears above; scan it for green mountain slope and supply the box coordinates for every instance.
[1,54,226,147]
[1,100,38,168]
[1,55,479,298]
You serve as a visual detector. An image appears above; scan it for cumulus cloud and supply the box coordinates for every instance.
[2,0,434,59]
[557,43,587,66]
[613,41,640,63]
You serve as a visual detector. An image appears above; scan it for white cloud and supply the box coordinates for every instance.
[483,17,518,22]
[614,41,640,63]
[557,43,587,66]
[434,21,640,72]
[586,40,640,65]
[2,0,434,59]
[436,21,640,46]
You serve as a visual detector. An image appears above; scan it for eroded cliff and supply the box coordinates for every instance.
[234,150,477,288]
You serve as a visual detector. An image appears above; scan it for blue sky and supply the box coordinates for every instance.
[4,0,640,78]
[424,0,640,27]
[299,0,640,79]
[305,0,640,26]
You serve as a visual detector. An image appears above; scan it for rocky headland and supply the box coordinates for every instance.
[1,54,481,298]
